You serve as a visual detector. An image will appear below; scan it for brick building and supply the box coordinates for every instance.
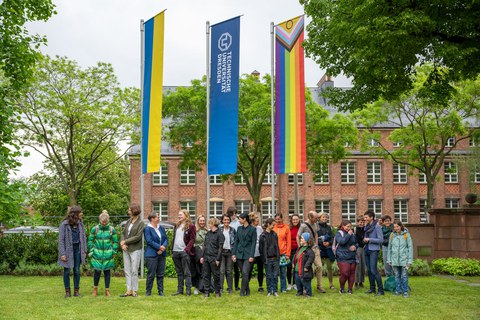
[129,78,480,226]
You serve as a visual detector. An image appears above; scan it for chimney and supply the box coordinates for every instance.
[251,70,260,78]
[317,74,334,90]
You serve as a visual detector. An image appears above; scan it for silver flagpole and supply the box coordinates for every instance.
[139,19,145,278]
[206,21,211,221]
[270,22,275,218]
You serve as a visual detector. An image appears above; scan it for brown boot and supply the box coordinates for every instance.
[105,288,111,297]
[65,288,71,298]
[74,288,80,297]
[92,287,98,297]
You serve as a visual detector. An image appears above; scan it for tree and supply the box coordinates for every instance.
[163,74,357,211]
[14,55,140,205]
[300,0,480,110]
[0,0,55,223]
[351,65,480,210]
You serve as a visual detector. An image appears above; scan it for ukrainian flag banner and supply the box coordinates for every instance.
[274,15,306,174]
[208,16,240,175]
[142,11,165,174]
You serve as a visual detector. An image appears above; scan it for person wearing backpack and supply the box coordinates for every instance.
[387,220,413,298]
[333,220,357,294]
[88,210,119,297]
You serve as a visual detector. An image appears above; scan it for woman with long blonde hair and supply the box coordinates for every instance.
[193,215,208,294]
[171,209,196,296]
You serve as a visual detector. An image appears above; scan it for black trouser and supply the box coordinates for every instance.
[172,251,192,293]
[287,248,298,285]
[234,259,240,289]
[145,255,166,294]
[93,269,111,288]
[248,256,264,288]
[202,258,221,294]
[236,259,253,296]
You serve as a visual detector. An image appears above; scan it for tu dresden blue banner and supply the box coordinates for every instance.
[208,16,240,175]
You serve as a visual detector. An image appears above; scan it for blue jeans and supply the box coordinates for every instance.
[279,265,287,292]
[393,266,409,294]
[382,245,393,277]
[63,243,81,289]
[295,272,312,296]
[365,249,383,292]
[265,259,279,293]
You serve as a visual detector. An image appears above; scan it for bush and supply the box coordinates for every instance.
[409,259,432,276]
[432,258,480,276]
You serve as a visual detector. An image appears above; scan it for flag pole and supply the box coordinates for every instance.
[206,21,211,221]
[270,22,275,218]
[139,19,145,278]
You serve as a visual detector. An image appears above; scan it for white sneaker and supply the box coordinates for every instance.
[292,284,297,291]
[286,285,292,291]
[267,292,272,297]
[193,288,199,295]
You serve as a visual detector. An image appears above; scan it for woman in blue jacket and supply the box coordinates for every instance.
[334,220,357,294]
[232,213,256,296]
[144,212,168,296]
[363,210,385,295]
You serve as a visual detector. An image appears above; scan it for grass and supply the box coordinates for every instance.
[0,276,479,320]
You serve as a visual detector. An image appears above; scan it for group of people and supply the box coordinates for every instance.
[58,205,413,299]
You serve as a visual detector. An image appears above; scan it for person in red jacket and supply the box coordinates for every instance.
[171,209,196,296]
[287,214,300,291]
[273,213,291,293]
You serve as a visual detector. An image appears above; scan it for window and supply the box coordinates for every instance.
[261,201,278,222]
[210,202,223,219]
[152,202,169,221]
[262,165,276,184]
[470,137,477,147]
[419,199,428,223]
[341,162,356,183]
[315,164,329,184]
[180,201,196,216]
[419,173,427,184]
[288,200,304,216]
[209,175,222,185]
[444,162,458,183]
[235,201,250,215]
[393,141,402,148]
[368,138,379,147]
[367,162,382,183]
[445,198,460,209]
[180,168,196,185]
[393,163,407,183]
[288,174,304,184]
[445,137,455,147]
[475,167,480,183]
[344,141,351,148]
[367,200,383,218]
[152,164,168,185]
[394,200,408,223]
[341,200,356,221]
[315,200,330,214]
[235,174,246,184]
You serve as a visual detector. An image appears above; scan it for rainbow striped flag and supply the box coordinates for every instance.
[142,11,165,174]
[274,15,306,174]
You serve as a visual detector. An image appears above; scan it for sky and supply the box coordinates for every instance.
[16,0,349,178]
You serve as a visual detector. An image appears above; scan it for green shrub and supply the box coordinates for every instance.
[165,256,176,278]
[410,259,432,276]
[432,258,480,276]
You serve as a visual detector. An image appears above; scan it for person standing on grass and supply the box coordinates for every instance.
[249,212,265,293]
[274,213,291,293]
[193,215,208,295]
[227,207,241,291]
[381,215,394,277]
[171,209,196,296]
[363,210,384,296]
[120,204,145,297]
[200,218,225,298]
[144,212,168,297]
[88,210,118,297]
[317,212,335,290]
[354,216,367,289]
[219,214,236,294]
[287,214,300,291]
[293,232,315,298]
[259,218,280,297]
[58,205,87,298]
[334,220,358,294]
[232,212,256,296]
[297,211,324,293]
[387,220,413,298]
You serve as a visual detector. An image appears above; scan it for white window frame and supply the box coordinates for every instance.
[288,174,304,185]
[367,162,382,184]
[262,165,277,185]
[179,201,196,216]
[419,199,428,223]
[341,200,356,221]
[235,174,246,185]
[315,164,329,184]
[445,137,455,147]
[475,167,480,183]
[341,162,356,184]
[393,141,402,148]
[393,163,408,183]
[288,200,304,216]
[235,200,250,215]
[394,199,408,223]
[369,138,379,147]
[419,173,427,184]
[315,200,330,215]
[445,198,460,209]
[152,164,168,185]
[444,161,458,183]
[210,201,224,219]
[152,202,169,221]
[180,168,196,185]
[261,201,278,221]
[367,200,383,217]
[209,174,222,185]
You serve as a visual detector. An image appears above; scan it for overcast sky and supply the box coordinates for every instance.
[16,0,348,178]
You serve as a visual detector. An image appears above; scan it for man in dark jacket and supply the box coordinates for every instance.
[259,218,280,296]
[201,218,225,298]
[355,217,366,288]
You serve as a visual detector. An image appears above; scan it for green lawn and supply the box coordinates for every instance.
[0,276,478,320]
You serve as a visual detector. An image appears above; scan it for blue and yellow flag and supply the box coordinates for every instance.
[142,11,165,174]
